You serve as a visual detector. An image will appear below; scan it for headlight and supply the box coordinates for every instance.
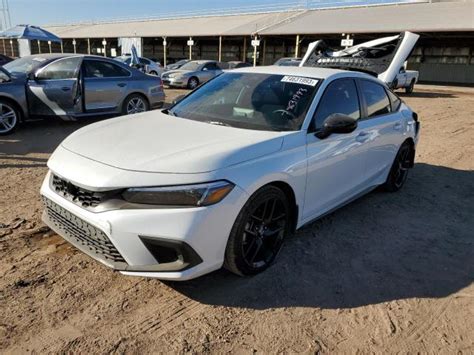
[122,181,235,207]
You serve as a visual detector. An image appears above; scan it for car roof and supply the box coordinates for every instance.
[231,65,355,79]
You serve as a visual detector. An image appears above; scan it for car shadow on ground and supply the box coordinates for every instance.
[168,163,474,310]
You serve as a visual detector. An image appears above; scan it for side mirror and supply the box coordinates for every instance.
[202,67,208,71]
[315,113,358,139]
[27,72,37,81]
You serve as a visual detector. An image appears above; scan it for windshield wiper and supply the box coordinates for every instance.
[163,109,176,117]
[205,120,231,127]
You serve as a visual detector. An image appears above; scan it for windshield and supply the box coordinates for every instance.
[3,56,49,75]
[170,72,320,131]
[179,61,201,71]
[114,56,131,65]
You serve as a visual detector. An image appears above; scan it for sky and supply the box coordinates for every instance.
[6,0,409,26]
[8,0,303,26]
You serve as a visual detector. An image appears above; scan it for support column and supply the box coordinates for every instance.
[9,40,13,56]
[87,38,91,54]
[253,35,258,67]
[218,36,222,62]
[242,36,247,62]
[60,40,64,53]
[189,37,193,60]
[2,39,6,54]
[163,37,167,67]
[37,40,41,54]
[102,39,107,57]
[262,37,266,65]
[72,39,76,54]
[295,34,300,58]
[48,40,52,53]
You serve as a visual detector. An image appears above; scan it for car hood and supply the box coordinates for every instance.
[60,111,285,174]
[163,69,192,77]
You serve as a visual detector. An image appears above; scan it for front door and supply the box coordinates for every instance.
[82,59,131,113]
[27,56,83,117]
[303,78,369,221]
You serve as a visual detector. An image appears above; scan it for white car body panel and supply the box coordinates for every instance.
[41,66,420,280]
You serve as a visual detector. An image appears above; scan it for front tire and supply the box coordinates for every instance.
[187,77,199,90]
[149,70,158,76]
[224,186,290,276]
[122,94,149,115]
[0,99,20,135]
[383,141,413,192]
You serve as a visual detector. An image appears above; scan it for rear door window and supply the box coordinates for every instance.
[84,60,130,78]
[360,80,392,117]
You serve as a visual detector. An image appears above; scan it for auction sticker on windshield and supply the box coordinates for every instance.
[281,76,319,87]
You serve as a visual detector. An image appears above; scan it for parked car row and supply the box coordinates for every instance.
[38,32,421,281]
[0,53,165,135]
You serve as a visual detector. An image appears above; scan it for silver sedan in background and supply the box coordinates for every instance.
[0,54,165,135]
[114,55,164,76]
[161,60,228,89]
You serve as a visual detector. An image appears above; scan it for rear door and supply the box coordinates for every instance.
[27,56,83,116]
[356,79,404,183]
[200,62,221,83]
[82,59,132,113]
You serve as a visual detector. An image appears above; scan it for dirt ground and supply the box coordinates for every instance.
[0,86,473,354]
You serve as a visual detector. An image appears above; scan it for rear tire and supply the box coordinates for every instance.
[122,94,149,115]
[0,99,20,135]
[224,186,290,276]
[405,80,415,94]
[187,77,199,90]
[383,141,413,192]
[149,71,158,76]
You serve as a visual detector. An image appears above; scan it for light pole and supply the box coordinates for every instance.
[48,40,52,53]
[72,39,76,54]
[102,39,107,57]
[251,36,260,67]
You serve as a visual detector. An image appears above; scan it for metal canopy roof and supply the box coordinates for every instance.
[260,1,474,35]
[44,11,302,38]
[44,0,473,39]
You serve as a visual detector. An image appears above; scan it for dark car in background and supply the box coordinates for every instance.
[0,54,165,135]
[0,54,13,66]
[227,61,252,69]
[274,57,302,66]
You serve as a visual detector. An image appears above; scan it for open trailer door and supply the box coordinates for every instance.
[300,31,420,86]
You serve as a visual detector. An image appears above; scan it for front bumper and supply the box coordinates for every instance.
[40,171,248,280]
[162,77,187,88]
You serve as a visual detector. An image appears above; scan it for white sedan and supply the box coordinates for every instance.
[40,63,420,280]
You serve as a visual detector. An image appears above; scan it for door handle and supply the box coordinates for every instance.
[117,83,127,87]
[356,131,369,143]
[61,87,71,91]
[394,123,403,130]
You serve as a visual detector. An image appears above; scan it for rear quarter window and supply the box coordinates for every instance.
[387,89,402,111]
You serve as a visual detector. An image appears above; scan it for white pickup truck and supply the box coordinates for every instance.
[392,66,419,94]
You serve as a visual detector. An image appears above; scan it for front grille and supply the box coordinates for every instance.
[43,197,127,266]
[51,174,115,209]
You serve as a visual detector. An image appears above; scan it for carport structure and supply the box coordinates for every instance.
[10,0,474,84]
